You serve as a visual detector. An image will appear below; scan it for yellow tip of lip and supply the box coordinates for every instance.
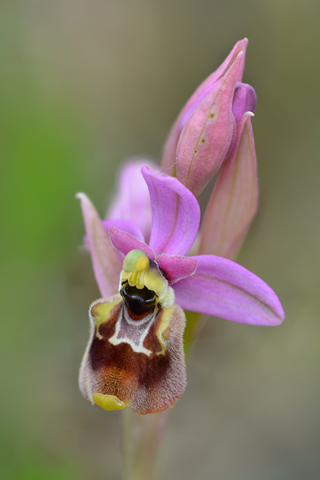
[92,393,128,411]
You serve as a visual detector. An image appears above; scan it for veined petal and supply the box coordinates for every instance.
[173,255,284,326]
[199,113,258,259]
[106,159,156,242]
[175,51,244,197]
[77,193,122,297]
[157,254,198,284]
[109,225,155,260]
[161,39,248,174]
[141,166,200,256]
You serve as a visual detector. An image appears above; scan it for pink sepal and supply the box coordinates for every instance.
[142,166,200,256]
[77,193,122,297]
[173,255,284,326]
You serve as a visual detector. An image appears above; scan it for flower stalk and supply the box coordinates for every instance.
[122,409,169,480]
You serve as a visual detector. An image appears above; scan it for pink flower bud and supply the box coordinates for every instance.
[161,39,256,198]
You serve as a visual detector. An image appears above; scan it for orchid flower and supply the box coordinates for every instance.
[77,166,284,415]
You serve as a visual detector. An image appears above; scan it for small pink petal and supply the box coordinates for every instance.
[173,255,284,326]
[157,254,198,284]
[142,166,200,256]
[161,39,248,175]
[77,193,122,297]
[109,225,155,259]
[199,113,258,259]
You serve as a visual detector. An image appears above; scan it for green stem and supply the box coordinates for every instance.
[122,408,169,480]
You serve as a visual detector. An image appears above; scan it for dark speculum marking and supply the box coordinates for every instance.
[121,283,156,320]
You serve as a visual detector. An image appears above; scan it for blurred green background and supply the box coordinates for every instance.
[1,0,319,479]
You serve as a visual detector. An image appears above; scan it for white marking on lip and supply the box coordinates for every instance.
[108,305,158,356]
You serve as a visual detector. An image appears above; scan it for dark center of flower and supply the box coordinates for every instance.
[121,283,157,320]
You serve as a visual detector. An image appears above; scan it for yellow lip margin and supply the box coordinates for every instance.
[92,393,128,411]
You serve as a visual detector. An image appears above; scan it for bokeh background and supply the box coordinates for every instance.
[1,1,319,479]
